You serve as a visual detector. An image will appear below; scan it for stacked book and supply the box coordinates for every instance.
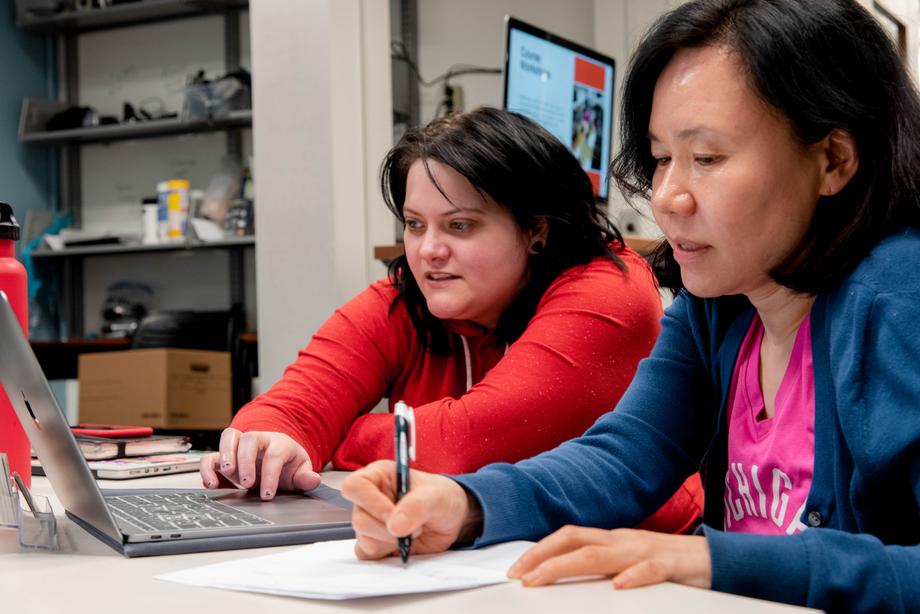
[75,433,191,460]
[32,425,203,480]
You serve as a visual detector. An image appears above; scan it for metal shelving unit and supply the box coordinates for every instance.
[31,236,254,259]
[19,0,251,338]
[21,110,251,145]
[17,0,247,33]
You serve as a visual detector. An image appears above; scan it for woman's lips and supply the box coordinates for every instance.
[425,272,460,287]
[670,240,711,262]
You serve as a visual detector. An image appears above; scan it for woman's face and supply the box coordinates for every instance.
[402,159,534,329]
[648,46,826,299]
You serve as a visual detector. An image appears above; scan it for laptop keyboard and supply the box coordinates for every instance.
[106,493,273,533]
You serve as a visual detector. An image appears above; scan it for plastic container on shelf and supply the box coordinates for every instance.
[0,202,30,489]
[160,179,190,241]
[141,196,159,245]
[156,181,169,240]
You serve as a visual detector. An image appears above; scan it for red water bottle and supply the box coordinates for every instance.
[0,202,30,488]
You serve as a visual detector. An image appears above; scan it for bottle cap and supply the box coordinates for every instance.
[0,202,21,241]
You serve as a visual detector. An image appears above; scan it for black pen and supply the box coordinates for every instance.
[394,401,416,566]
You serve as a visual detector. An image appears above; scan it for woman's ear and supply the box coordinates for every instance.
[818,128,859,196]
[528,220,549,255]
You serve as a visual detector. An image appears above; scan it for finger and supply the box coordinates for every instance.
[257,441,288,500]
[612,559,669,590]
[218,428,241,476]
[352,505,399,543]
[201,453,239,488]
[385,483,448,538]
[521,544,624,587]
[290,462,322,492]
[355,534,398,560]
[508,525,611,579]
[200,453,220,488]
[235,431,265,489]
[341,462,398,523]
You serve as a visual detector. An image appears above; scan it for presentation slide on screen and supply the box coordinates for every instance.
[506,29,614,198]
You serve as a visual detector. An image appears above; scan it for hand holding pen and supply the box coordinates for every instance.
[394,401,416,566]
[341,460,483,561]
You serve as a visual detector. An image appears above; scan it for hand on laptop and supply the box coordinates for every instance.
[200,428,321,500]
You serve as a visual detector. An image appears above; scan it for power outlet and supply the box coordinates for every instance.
[444,84,465,114]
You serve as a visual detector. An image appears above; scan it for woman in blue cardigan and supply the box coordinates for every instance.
[341,1,920,611]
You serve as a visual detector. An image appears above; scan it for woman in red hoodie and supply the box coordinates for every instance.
[200,107,702,533]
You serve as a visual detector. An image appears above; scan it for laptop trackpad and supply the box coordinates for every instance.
[209,483,352,524]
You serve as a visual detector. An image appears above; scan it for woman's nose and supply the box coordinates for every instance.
[418,229,449,261]
[650,166,696,217]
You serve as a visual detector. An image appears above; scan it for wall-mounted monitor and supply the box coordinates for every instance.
[502,16,616,201]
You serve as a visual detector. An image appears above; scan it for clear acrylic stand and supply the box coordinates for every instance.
[1,476,59,551]
[16,492,58,551]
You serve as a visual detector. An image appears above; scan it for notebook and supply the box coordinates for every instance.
[74,433,191,460]
[0,291,353,557]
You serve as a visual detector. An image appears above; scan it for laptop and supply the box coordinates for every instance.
[31,452,205,480]
[0,291,353,557]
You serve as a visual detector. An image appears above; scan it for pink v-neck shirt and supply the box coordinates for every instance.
[724,314,815,535]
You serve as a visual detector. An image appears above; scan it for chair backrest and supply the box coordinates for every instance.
[131,310,237,352]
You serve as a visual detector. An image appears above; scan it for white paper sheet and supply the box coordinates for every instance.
[156,538,534,600]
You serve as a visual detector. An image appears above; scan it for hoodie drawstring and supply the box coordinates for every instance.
[459,336,509,392]
[460,336,473,392]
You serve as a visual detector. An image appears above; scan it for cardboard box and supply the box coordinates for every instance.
[78,348,232,430]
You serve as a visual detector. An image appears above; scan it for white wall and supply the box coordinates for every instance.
[250,0,392,388]
[416,0,595,124]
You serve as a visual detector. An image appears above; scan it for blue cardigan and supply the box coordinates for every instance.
[454,229,920,612]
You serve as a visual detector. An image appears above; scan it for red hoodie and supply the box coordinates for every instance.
[232,245,703,533]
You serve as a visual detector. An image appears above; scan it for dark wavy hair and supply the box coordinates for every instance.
[382,106,623,354]
[611,0,920,294]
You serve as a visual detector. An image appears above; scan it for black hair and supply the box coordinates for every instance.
[611,0,920,294]
[382,106,623,353]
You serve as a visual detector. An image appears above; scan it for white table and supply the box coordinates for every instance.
[0,473,818,614]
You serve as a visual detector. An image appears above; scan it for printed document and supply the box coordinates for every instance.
[157,538,534,600]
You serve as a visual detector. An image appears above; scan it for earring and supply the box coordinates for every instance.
[530,241,545,254]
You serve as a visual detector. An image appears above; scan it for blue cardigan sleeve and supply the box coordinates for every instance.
[453,292,715,544]
[708,286,920,612]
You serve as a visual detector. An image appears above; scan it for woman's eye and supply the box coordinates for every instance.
[404,219,422,230]
[694,155,722,166]
[653,156,671,167]
[449,220,471,232]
